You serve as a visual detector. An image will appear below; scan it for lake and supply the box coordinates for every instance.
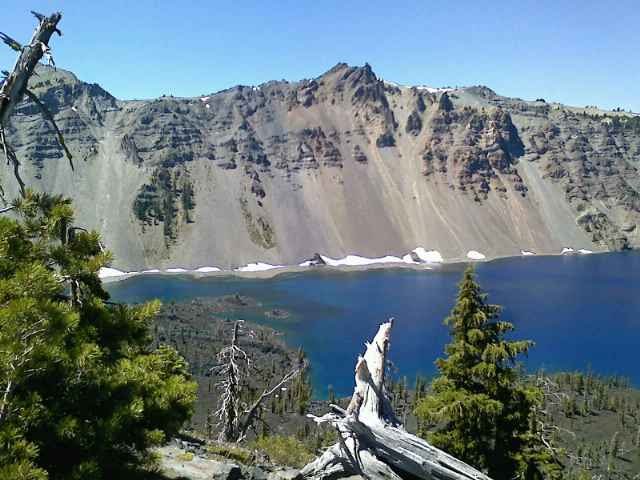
[106,252,640,397]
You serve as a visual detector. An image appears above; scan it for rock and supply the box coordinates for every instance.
[421,106,526,201]
[405,110,423,135]
[375,131,396,148]
[9,63,640,268]
[243,466,269,480]
[577,210,630,250]
[158,446,242,480]
[266,468,301,480]
[437,92,454,112]
[210,462,243,480]
[352,145,368,163]
[303,253,326,267]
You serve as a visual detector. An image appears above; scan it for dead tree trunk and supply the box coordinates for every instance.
[0,12,61,124]
[0,11,69,197]
[213,320,306,442]
[301,320,493,480]
[215,321,243,442]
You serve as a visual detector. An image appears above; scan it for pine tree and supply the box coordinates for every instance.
[415,266,560,479]
[0,191,197,479]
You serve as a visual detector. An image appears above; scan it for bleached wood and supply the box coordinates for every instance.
[0,12,66,196]
[301,319,493,480]
[0,12,61,125]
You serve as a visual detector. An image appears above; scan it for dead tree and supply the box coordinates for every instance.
[301,319,493,480]
[0,11,72,199]
[214,321,246,441]
[213,320,306,442]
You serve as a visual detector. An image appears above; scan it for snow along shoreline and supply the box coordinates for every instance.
[98,246,598,282]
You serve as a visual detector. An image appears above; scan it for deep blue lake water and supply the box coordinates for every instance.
[106,252,640,397]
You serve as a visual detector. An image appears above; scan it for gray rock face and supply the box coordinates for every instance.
[210,463,243,480]
[4,64,639,269]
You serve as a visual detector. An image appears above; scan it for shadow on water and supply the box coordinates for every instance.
[106,251,640,397]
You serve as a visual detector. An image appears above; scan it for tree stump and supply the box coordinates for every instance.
[300,320,492,480]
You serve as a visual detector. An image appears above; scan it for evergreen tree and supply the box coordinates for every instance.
[415,266,559,479]
[0,191,197,479]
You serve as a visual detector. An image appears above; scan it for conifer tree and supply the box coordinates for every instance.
[415,266,560,479]
[0,191,197,479]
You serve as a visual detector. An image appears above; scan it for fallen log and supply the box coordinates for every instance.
[300,320,492,480]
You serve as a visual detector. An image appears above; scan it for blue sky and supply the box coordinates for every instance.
[2,1,638,111]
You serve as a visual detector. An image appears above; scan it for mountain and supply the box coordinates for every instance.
[4,63,640,270]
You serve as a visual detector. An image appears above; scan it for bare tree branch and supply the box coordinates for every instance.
[0,12,63,195]
[0,33,22,52]
[24,89,74,170]
[213,320,306,442]
[0,127,25,197]
[236,358,306,441]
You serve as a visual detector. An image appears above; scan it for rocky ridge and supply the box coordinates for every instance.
[3,63,639,269]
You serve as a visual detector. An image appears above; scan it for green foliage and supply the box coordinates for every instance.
[181,177,196,223]
[533,371,640,478]
[176,451,194,462]
[250,435,313,468]
[415,266,560,479]
[206,443,253,464]
[327,385,336,404]
[133,167,196,240]
[0,191,197,479]
[239,197,276,249]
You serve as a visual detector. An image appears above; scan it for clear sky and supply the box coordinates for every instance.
[2,0,638,111]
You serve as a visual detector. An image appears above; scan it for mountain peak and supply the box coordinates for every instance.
[317,62,378,84]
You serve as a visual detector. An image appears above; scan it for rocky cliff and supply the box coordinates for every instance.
[4,63,639,269]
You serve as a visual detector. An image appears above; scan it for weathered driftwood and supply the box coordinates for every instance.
[301,320,493,480]
[0,11,69,197]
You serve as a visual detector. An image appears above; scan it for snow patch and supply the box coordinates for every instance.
[320,254,404,267]
[466,250,486,260]
[205,104,210,109]
[416,86,455,94]
[401,254,418,264]
[165,268,188,273]
[578,249,593,254]
[521,250,536,256]
[236,262,284,272]
[98,267,127,278]
[71,106,78,113]
[412,247,444,263]
[141,269,161,273]
[195,266,221,272]
[200,96,210,102]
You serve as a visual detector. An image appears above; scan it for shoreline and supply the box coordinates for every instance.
[99,247,616,284]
